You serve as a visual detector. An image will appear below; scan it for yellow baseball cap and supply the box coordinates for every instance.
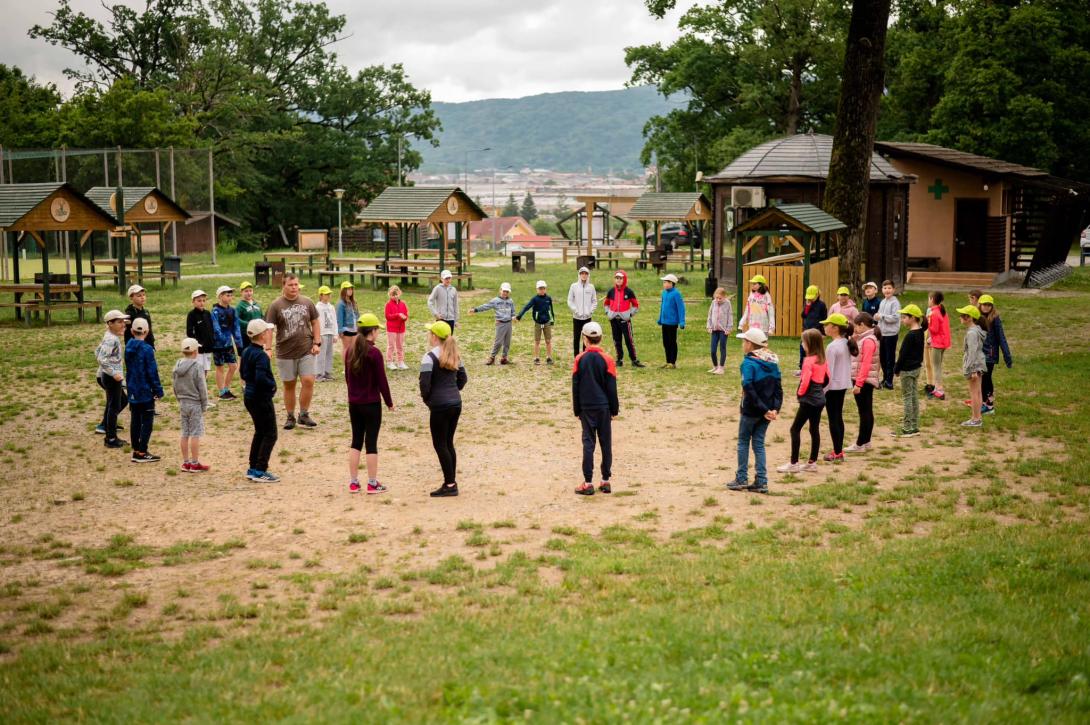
[317,285,332,295]
[239,281,253,290]
[424,320,452,340]
[977,294,995,305]
[340,281,354,290]
[749,274,767,285]
[837,286,850,296]
[357,312,383,329]
[820,312,849,327]
[805,285,819,300]
[900,304,923,318]
[957,304,981,319]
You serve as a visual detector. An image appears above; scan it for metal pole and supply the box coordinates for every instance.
[208,148,217,265]
[337,196,343,254]
[62,147,71,275]
[169,146,177,255]
[104,152,112,258]
[116,150,127,294]
[397,135,403,187]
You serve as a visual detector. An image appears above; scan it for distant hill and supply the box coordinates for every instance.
[417,86,674,173]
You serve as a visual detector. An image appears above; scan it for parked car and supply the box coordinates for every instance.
[1081,225,1090,249]
[645,222,703,252]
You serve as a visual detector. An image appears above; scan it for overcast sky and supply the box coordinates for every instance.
[0,0,691,102]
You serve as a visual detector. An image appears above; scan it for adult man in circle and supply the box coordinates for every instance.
[264,274,321,430]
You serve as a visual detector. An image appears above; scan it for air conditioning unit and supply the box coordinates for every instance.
[731,186,765,208]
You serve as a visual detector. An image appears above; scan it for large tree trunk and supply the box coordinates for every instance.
[785,61,803,136]
[823,0,892,294]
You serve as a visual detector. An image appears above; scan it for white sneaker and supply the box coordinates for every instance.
[776,462,800,473]
[844,443,870,453]
[398,362,409,370]
[792,370,802,377]
[714,367,725,375]
[387,362,397,370]
[707,367,718,373]
[801,461,819,473]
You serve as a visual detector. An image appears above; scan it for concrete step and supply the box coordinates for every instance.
[906,271,997,288]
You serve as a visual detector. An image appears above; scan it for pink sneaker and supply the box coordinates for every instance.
[189,461,210,472]
[180,462,193,473]
[349,481,361,494]
[366,481,388,494]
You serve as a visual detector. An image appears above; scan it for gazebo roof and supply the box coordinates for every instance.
[627,192,712,221]
[356,187,487,224]
[735,203,847,234]
[0,183,117,230]
[84,187,189,222]
[708,134,911,184]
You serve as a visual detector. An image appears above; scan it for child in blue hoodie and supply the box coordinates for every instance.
[517,280,556,365]
[210,285,244,401]
[125,317,164,463]
[657,274,686,368]
[240,319,280,482]
[729,328,782,494]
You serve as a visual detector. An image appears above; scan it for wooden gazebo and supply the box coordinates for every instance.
[0,183,116,323]
[355,187,486,285]
[627,191,713,265]
[734,203,845,337]
[85,186,189,289]
[556,194,640,255]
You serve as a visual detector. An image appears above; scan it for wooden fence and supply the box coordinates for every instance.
[742,256,839,338]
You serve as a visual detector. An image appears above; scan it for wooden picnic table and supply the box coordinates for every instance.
[88,258,176,288]
[263,251,329,277]
[328,257,387,267]
[384,258,443,269]
[0,282,101,324]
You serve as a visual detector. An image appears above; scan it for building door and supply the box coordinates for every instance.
[954,199,988,271]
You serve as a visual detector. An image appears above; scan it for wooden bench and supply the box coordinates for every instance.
[317,268,377,287]
[0,299,103,325]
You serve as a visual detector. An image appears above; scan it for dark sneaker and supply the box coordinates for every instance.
[222,390,238,400]
[616,359,624,367]
[246,469,262,481]
[632,360,646,368]
[283,414,296,431]
[366,481,388,495]
[485,357,495,365]
[500,357,509,365]
[546,357,553,366]
[575,483,595,496]
[256,471,280,482]
[598,482,612,494]
[131,452,158,463]
[727,481,749,491]
[534,358,541,366]
[923,384,935,394]
[298,412,317,428]
[104,438,123,449]
[144,452,161,462]
[95,424,106,435]
[982,405,995,415]
[430,483,459,497]
[747,484,769,494]
[349,481,361,494]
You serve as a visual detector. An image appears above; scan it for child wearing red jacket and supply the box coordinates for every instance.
[924,292,950,400]
[572,322,620,495]
[384,286,409,370]
[778,329,827,474]
[846,312,880,452]
[604,270,644,367]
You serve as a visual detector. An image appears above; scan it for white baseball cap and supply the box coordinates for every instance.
[736,328,768,346]
[582,321,603,338]
[126,284,145,296]
[578,266,590,274]
[216,285,234,296]
[863,281,878,289]
[536,280,547,288]
[180,337,199,353]
[246,318,275,338]
[500,282,512,292]
[131,318,149,334]
[661,274,679,284]
[191,289,207,300]
[440,269,453,279]
[103,309,129,322]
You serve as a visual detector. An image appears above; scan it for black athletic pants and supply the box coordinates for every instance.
[790,401,824,464]
[429,405,461,485]
[853,384,875,445]
[610,317,638,363]
[129,400,155,453]
[981,361,996,404]
[572,318,589,358]
[244,395,278,472]
[661,324,679,364]
[825,389,847,454]
[580,408,613,483]
[879,334,898,387]
[97,373,128,440]
[349,402,382,454]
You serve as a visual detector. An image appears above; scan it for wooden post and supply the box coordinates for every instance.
[74,232,84,321]
[735,231,744,328]
[641,221,648,260]
[438,222,446,272]
[38,232,51,325]
[136,222,145,284]
[803,232,812,293]
[455,221,463,275]
[158,222,166,287]
[208,148,217,265]
[116,183,127,294]
[169,146,177,255]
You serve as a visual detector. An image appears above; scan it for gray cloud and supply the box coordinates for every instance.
[0,0,689,101]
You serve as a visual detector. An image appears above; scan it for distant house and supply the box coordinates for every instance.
[175,210,241,255]
[507,234,554,250]
[467,216,534,243]
[874,142,1090,284]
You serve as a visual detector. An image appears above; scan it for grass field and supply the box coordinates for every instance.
[0,255,1088,721]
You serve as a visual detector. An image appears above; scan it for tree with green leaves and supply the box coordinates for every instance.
[519,192,538,221]
[501,193,519,217]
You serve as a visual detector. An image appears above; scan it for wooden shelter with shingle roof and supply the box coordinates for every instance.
[356,187,486,272]
[85,187,189,289]
[627,191,713,267]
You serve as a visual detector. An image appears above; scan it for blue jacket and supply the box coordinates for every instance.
[517,294,555,325]
[801,299,827,331]
[336,300,358,334]
[739,350,783,418]
[984,315,1013,366]
[657,287,686,327]
[240,344,277,399]
[861,296,880,317]
[124,338,164,404]
[210,303,243,351]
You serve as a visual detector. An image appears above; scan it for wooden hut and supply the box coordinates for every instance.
[556,194,640,255]
[627,191,713,271]
[707,133,914,289]
[85,187,189,287]
[733,203,845,338]
[0,183,116,323]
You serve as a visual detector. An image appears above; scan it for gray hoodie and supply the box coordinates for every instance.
[567,280,597,320]
[877,295,902,337]
[172,357,209,410]
[428,283,459,321]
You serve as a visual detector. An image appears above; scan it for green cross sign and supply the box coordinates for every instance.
[927,178,950,200]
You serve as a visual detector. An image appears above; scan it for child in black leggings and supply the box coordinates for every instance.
[240,320,279,482]
[419,321,467,497]
[345,313,394,494]
[821,313,857,462]
[779,330,827,474]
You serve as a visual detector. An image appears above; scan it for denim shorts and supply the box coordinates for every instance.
[213,348,237,366]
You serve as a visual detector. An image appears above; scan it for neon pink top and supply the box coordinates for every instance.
[385,299,408,334]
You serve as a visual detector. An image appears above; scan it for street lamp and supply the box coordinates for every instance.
[464,147,490,195]
[334,188,346,254]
